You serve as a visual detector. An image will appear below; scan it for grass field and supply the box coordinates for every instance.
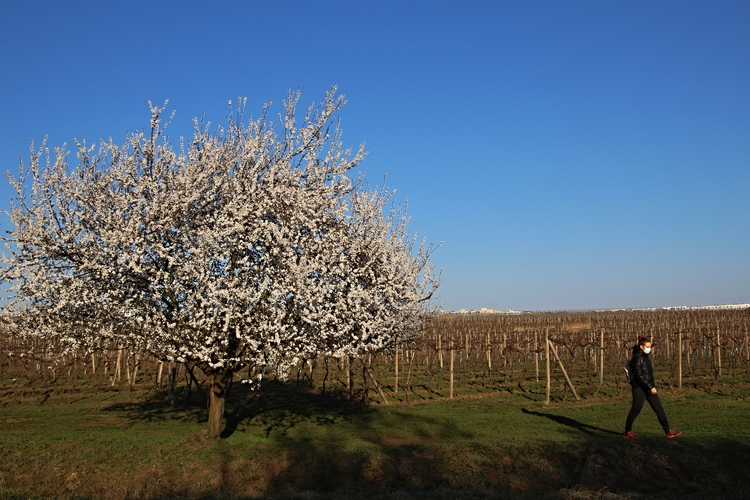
[1,379,749,500]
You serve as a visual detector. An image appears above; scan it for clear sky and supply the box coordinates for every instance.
[1,1,748,312]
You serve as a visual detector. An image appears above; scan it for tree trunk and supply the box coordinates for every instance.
[394,349,399,394]
[168,363,177,406]
[322,358,329,394]
[347,356,354,401]
[207,369,233,439]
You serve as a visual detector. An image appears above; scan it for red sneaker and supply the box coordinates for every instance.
[665,429,682,438]
[623,431,637,440]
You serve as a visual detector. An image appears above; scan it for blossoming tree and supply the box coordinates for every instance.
[1,88,440,437]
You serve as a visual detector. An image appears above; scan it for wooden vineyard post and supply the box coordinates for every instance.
[113,345,123,386]
[534,329,539,382]
[678,330,683,389]
[364,364,390,405]
[361,360,369,404]
[465,332,470,364]
[394,348,399,394]
[664,330,672,364]
[745,328,749,374]
[503,332,507,368]
[125,352,132,385]
[438,334,444,369]
[449,339,455,399]
[545,328,551,405]
[716,323,722,378]
[133,352,140,385]
[599,328,604,385]
[487,332,492,374]
[547,338,580,401]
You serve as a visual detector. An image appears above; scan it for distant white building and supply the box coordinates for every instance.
[455,307,524,315]
[452,304,750,315]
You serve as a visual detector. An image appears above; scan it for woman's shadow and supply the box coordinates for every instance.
[521,408,621,436]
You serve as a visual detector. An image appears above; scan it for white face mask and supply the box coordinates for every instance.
[643,347,652,354]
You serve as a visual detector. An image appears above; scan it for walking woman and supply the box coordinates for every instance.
[624,336,682,439]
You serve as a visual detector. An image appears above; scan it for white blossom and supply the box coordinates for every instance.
[1,87,440,437]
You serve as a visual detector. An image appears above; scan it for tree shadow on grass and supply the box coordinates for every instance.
[258,429,750,499]
[258,398,479,495]
[100,389,209,426]
[521,408,621,437]
[101,382,382,438]
[220,383,377,439]
[222,383,474,442]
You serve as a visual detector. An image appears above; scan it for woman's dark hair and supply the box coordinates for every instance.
[638,336,651,346]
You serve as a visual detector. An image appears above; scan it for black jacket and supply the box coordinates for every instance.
[630,345,655,391]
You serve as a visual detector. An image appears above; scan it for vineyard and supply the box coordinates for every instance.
[3,306,749,403]
[2,307,750,499]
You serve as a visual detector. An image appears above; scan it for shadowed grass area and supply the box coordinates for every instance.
[1,382,749,499]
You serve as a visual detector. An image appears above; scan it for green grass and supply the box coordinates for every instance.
[1,382,749,499]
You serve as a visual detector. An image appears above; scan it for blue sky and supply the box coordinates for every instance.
[1,1,748,311]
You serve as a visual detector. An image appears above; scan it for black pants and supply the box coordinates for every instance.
[625,384,670,433]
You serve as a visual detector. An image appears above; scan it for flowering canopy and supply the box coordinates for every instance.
[1,88,440,386]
